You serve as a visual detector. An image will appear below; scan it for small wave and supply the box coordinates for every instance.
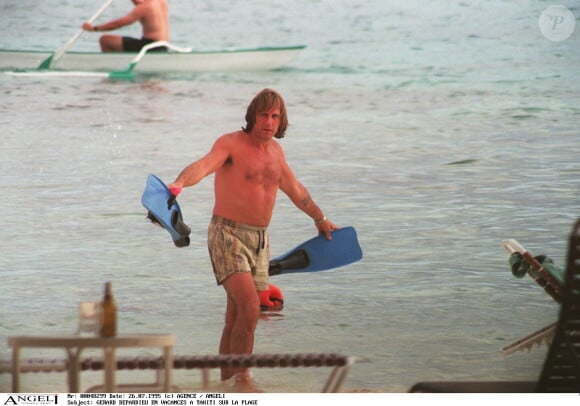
[281,65,360,75]
[444,158,479,165]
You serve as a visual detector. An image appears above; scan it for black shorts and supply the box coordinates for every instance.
[121,37,167,52]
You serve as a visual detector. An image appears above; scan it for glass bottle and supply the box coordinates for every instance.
[100,282,117,337]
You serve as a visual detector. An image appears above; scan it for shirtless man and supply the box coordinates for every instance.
[82,0,169,52]
[168,89,338,392]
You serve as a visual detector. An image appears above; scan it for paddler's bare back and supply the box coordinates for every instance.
[140,0,169,40]
[213,131,282,227]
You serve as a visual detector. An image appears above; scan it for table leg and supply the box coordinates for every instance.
[104,347,117,392]
[163,345,173,392]
[67,348,82,392]
[11,345,20,392]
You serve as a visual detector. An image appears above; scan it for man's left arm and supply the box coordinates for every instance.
[279,157,338,239]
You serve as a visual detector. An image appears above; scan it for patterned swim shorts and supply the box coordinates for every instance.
[207,215,270,291]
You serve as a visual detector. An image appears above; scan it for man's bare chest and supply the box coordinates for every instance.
[227,152,281,188]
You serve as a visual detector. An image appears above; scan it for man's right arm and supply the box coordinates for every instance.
[170,136,231,189]
[82,5,144,32]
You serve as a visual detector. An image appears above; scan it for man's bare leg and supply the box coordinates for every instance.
[219,294,236,381]
[220,272,261,391]
[99,35,123,52]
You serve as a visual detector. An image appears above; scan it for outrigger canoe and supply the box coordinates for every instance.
[0,45,306,74]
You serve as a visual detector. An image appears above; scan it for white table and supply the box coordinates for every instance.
[8,334,175,392]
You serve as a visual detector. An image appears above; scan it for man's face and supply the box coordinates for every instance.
[253,107,280,140]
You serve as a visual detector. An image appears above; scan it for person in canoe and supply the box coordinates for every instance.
[82,0,169,52]
[168,89,338,391]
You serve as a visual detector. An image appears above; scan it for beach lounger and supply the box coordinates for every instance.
[409,218,580,393]
[502,239,565,303]
[499,238,566,355]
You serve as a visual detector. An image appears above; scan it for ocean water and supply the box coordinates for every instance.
[1,0,579,393]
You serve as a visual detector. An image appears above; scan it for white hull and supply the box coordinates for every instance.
[0,45,305,73]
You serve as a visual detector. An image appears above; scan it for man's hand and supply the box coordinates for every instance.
[166,184,182,209]
[316,217,339,240]
[168,184,182,197]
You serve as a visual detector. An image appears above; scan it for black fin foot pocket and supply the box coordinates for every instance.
[146,211,163,227]
[174,235,190,248]
[171,210,191,236]
[268,249,309,276]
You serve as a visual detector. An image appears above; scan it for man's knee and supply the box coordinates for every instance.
[223,272,260,319]
[223,300,259,336]
[98,36,109,51]
[238,298,260,325]
[99,35,122,52]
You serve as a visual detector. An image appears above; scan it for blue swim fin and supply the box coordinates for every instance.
[141,174,191,247]
[269,227,362,276]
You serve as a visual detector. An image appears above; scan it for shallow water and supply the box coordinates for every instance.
[1,0,579,393]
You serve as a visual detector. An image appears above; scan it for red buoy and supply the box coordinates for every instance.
[259,284,284,311]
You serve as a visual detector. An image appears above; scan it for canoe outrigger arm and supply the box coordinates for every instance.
[108,41,193,80]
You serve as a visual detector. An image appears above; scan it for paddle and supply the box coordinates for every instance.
[39,0,115,70]
[108,41,192,80]
[268,227,363,276]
